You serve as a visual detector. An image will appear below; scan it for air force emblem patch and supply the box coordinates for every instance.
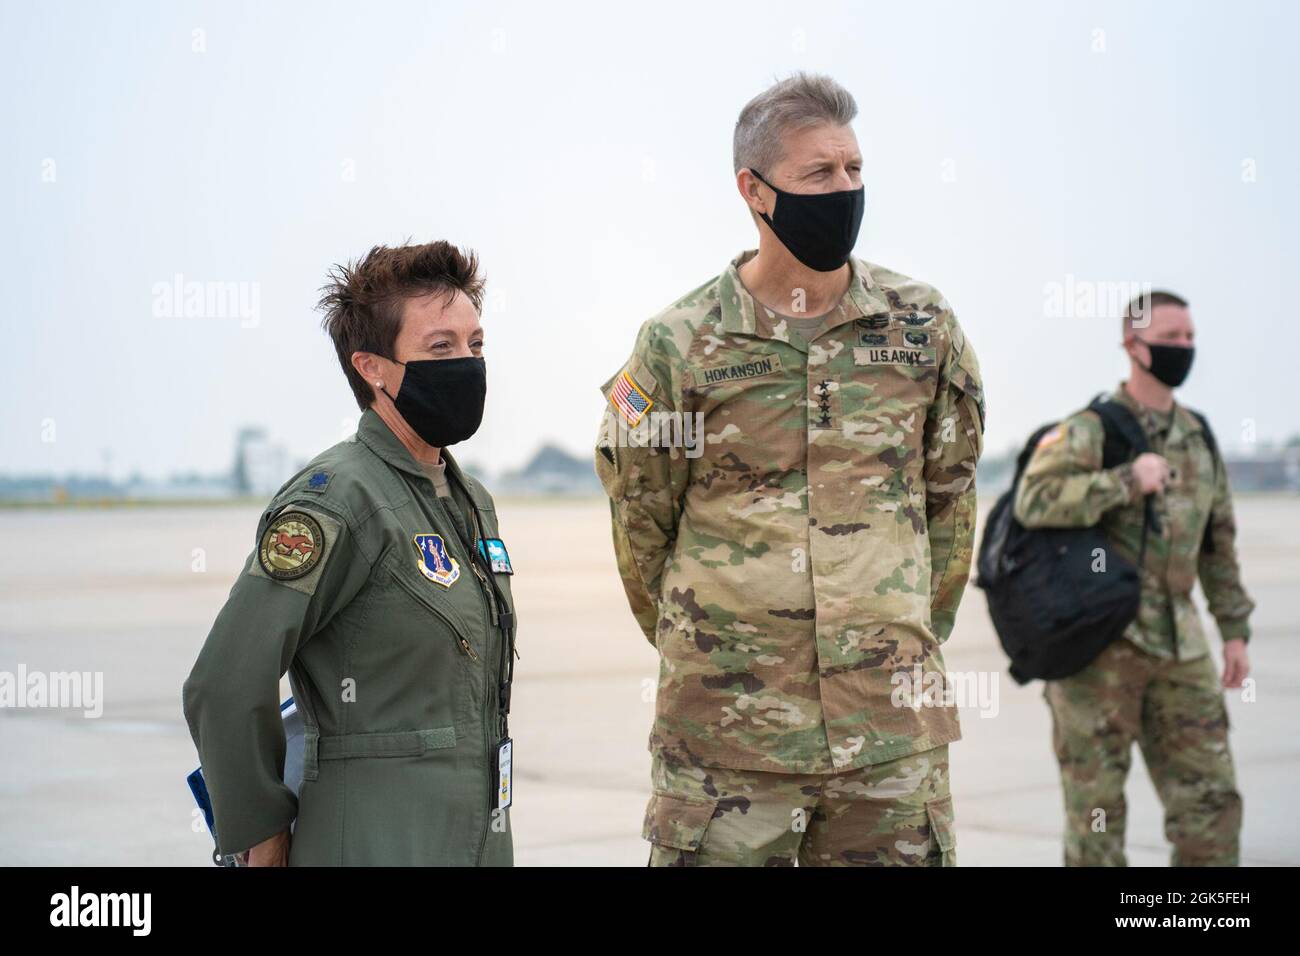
[413,533,460,588]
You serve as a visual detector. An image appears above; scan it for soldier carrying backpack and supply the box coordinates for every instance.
[980,290,1253,867]
[978,394,1170,684]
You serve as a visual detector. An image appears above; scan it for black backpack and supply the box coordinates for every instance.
[976,397,1159,684]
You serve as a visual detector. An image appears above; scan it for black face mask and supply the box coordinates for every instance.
[1137,342,1195,388]
[751,168,865,272]
[381,356,486,447]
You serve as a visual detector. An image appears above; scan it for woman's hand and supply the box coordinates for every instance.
[245,829,291,866]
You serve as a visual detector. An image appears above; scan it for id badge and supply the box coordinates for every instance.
[494,738,513,811]
[477,538,514,574]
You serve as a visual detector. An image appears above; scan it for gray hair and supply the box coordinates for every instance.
[732,72,858,175]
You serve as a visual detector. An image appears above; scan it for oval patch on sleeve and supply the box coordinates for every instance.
[258,510,326,580]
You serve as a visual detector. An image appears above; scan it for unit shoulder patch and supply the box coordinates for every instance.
[258,510,326,581]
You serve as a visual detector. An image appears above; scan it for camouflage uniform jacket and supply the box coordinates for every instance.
[1013,382,1253,661]
[595,250,985,774]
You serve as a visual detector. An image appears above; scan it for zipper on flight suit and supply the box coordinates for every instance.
[397,466,505,864]
[426,487,504,865]
[388,560,494,862]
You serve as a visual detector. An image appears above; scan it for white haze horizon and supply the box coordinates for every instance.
[3,0,1297,483]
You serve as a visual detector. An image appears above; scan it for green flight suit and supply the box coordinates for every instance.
[183,408,517,866]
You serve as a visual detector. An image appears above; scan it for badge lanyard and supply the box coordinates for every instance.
[441,468,512,811]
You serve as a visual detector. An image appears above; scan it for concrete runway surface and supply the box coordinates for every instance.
[0,495,1295,866]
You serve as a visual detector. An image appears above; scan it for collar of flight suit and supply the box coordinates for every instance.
[716,249,892,349]
[357,406,469,486]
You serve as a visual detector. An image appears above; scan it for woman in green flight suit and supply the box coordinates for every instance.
[183,241,517,866]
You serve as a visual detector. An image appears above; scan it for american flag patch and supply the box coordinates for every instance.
[609,369,653,426]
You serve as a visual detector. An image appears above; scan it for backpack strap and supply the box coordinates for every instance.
[1085,395,1158,563]
[1188,408,1219,460]
[1088,395,1150,466]
[1186,408,1219,554]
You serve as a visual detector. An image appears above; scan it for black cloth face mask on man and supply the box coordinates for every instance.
[751,168,866,272]
[1135,340,1195,388]
[381,355,486,448]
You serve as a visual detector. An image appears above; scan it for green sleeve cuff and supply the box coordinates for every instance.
[931,610,957,644]
[1218,619,1251,644]
[215,803,298,858]
[1111,462,1143,506]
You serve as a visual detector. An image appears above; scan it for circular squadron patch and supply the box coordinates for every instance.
[258,511,325,580]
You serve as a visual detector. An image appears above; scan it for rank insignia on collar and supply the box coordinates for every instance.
[477,537,514,574]
[413,533,460,588]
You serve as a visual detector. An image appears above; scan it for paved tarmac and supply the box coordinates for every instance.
[0,494,1295,865]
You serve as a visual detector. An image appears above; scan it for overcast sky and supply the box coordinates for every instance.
[3,0,1296,481]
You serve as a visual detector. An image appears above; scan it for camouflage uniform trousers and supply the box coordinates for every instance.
[1045,637,1242,866]
[643,745,955,866]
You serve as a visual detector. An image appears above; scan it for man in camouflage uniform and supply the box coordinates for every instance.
[594,74,984,866]
[1015,289,1252,866]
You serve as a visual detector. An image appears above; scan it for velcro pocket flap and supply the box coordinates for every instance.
[642,790,719,851]
[925,794,957,853]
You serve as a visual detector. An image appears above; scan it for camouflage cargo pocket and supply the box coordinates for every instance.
[643,790,719,867]
[924,794,957,866]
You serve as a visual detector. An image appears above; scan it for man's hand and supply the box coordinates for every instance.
[1131,452,1170,495]
[245,829,291,867]
[1222,638,1250,689]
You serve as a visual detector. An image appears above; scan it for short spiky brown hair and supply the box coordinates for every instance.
[318,240,486,409]
[1123,289,1187,336]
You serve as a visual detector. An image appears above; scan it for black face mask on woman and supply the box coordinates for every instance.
[1136,341,1195,388]
[381,355,486,447]
[751,168,865,272]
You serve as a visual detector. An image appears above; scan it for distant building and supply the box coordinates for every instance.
[1224,446,1300,492]
[232,427,293,497]
[123,472,234,500]
[497,444,601,496]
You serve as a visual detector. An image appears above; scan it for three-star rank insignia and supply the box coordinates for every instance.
[258,511,325,581]
[413,533,460,588]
